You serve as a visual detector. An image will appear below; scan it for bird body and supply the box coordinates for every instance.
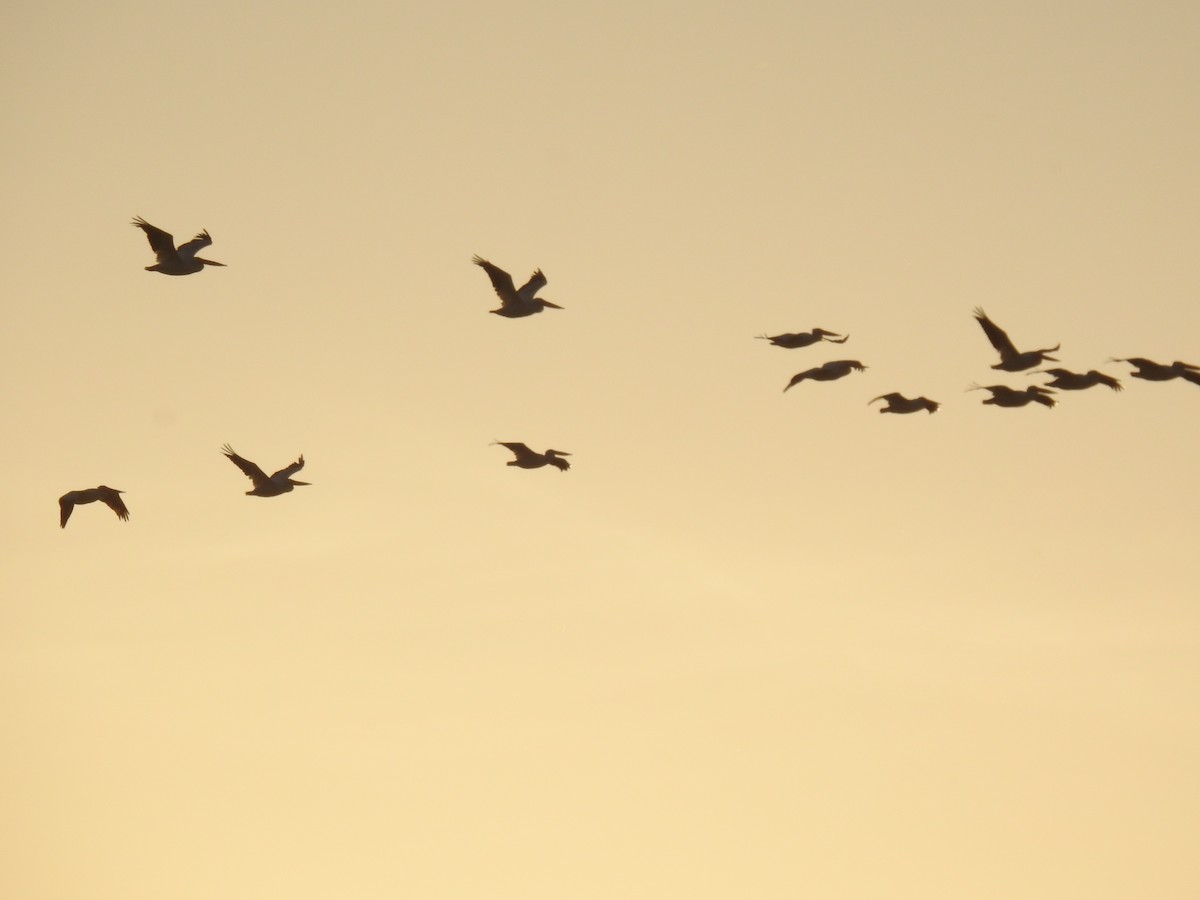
[973,308,1059,371]
[783,359,867,391]
[1035,368,1122,392]
[492,442,571,471]
[969,383,1056,408]
[132,217,225,275]
[221,444,309,496]
[472,256,562,317]
[59,486,129,528]
[1110,358,1200,385]
[870,392,939,414]
[757,329,848,348]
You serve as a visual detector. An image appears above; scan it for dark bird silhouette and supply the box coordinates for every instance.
[870,392,940,414]
[472,256,562,318]
[492,442,571,471]
[783,360,867,392]
[1109,357,1200,386]
[973,308,1059,371]
[1033,367,1122,392]
[968,383,1056,408]
[221,444,309,496]
[59,487,129,528]
[756,329,848,348]
[132,217,225,275]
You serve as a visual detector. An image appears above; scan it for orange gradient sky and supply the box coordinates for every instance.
[3,1,1200,897]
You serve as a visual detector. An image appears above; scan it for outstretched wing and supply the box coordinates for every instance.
[132,216,177,262]
[870,393,902,404]
[58,494,75,528]
[973,308,1018,359]
[473,256,519,306]
[517,269,547,302]
[175,230,214,261]
[222,444,270,488]
[271,455,305,480]
[100,489,130,521]
[495,441,536,463]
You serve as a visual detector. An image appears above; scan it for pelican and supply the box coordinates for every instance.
[1033,367,1122,392]
[492,442,571,471]
[783,360,867,392]
[869,392,940,414]
[973,308,1059,371]
[472,256,562,318]
[1109,357,1200,386]
[59,486,129,528]
[756,329,848,348]
[221,444,309,496]
[132,217,225,275]
[968,383,1056,408]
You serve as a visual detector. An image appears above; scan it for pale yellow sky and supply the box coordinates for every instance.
[4,1,1200,897]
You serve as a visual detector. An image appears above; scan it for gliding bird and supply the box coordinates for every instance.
[783,360,867,392]
[968,383,1056,408]
[492,442,571,471]
[59,486,129,528]
[1033,368,1122,392]
[756,329,848,348]
[221,444,310,496]
[1109,358,1200,386]
[973,308,1059,371]
[472,256,562,318]
[132,217,225,275]
[870,393,940,414]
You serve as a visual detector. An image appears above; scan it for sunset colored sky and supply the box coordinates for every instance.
[4,1,1199,897]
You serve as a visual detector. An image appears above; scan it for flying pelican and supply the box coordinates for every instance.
[492,442,571,471]
[472,256,562,318]
[1033,367,1122,392]
[968,383,1056,408]
[1109,357,1200,386]
[973,308,1059,371]
[132,217,225,275]
[869,393,940,414]
[783,360,867,392]
[756,329,848,348]
[221,444,309,496]
[59,486,129,528]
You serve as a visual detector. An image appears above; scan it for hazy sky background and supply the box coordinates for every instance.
[4,1,1199,897]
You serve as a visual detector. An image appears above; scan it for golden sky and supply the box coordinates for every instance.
[4,1,1199,897]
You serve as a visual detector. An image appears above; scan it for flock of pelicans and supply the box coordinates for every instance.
[763,307,1200,412]
[57,219,1200,528]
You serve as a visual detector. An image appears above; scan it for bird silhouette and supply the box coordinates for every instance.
[132,217,225,275]
[756,329,848,348]
[1109,357,1200,386]
[869,392,940,414]
[783,360,867,392]
[472,256,562,317]
[221,445,310,496]
[1033,368,1122,392]
[492,442,571,471]
[59,486,129,528]
[968,383,1056,408]
[973,308,1060,371]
